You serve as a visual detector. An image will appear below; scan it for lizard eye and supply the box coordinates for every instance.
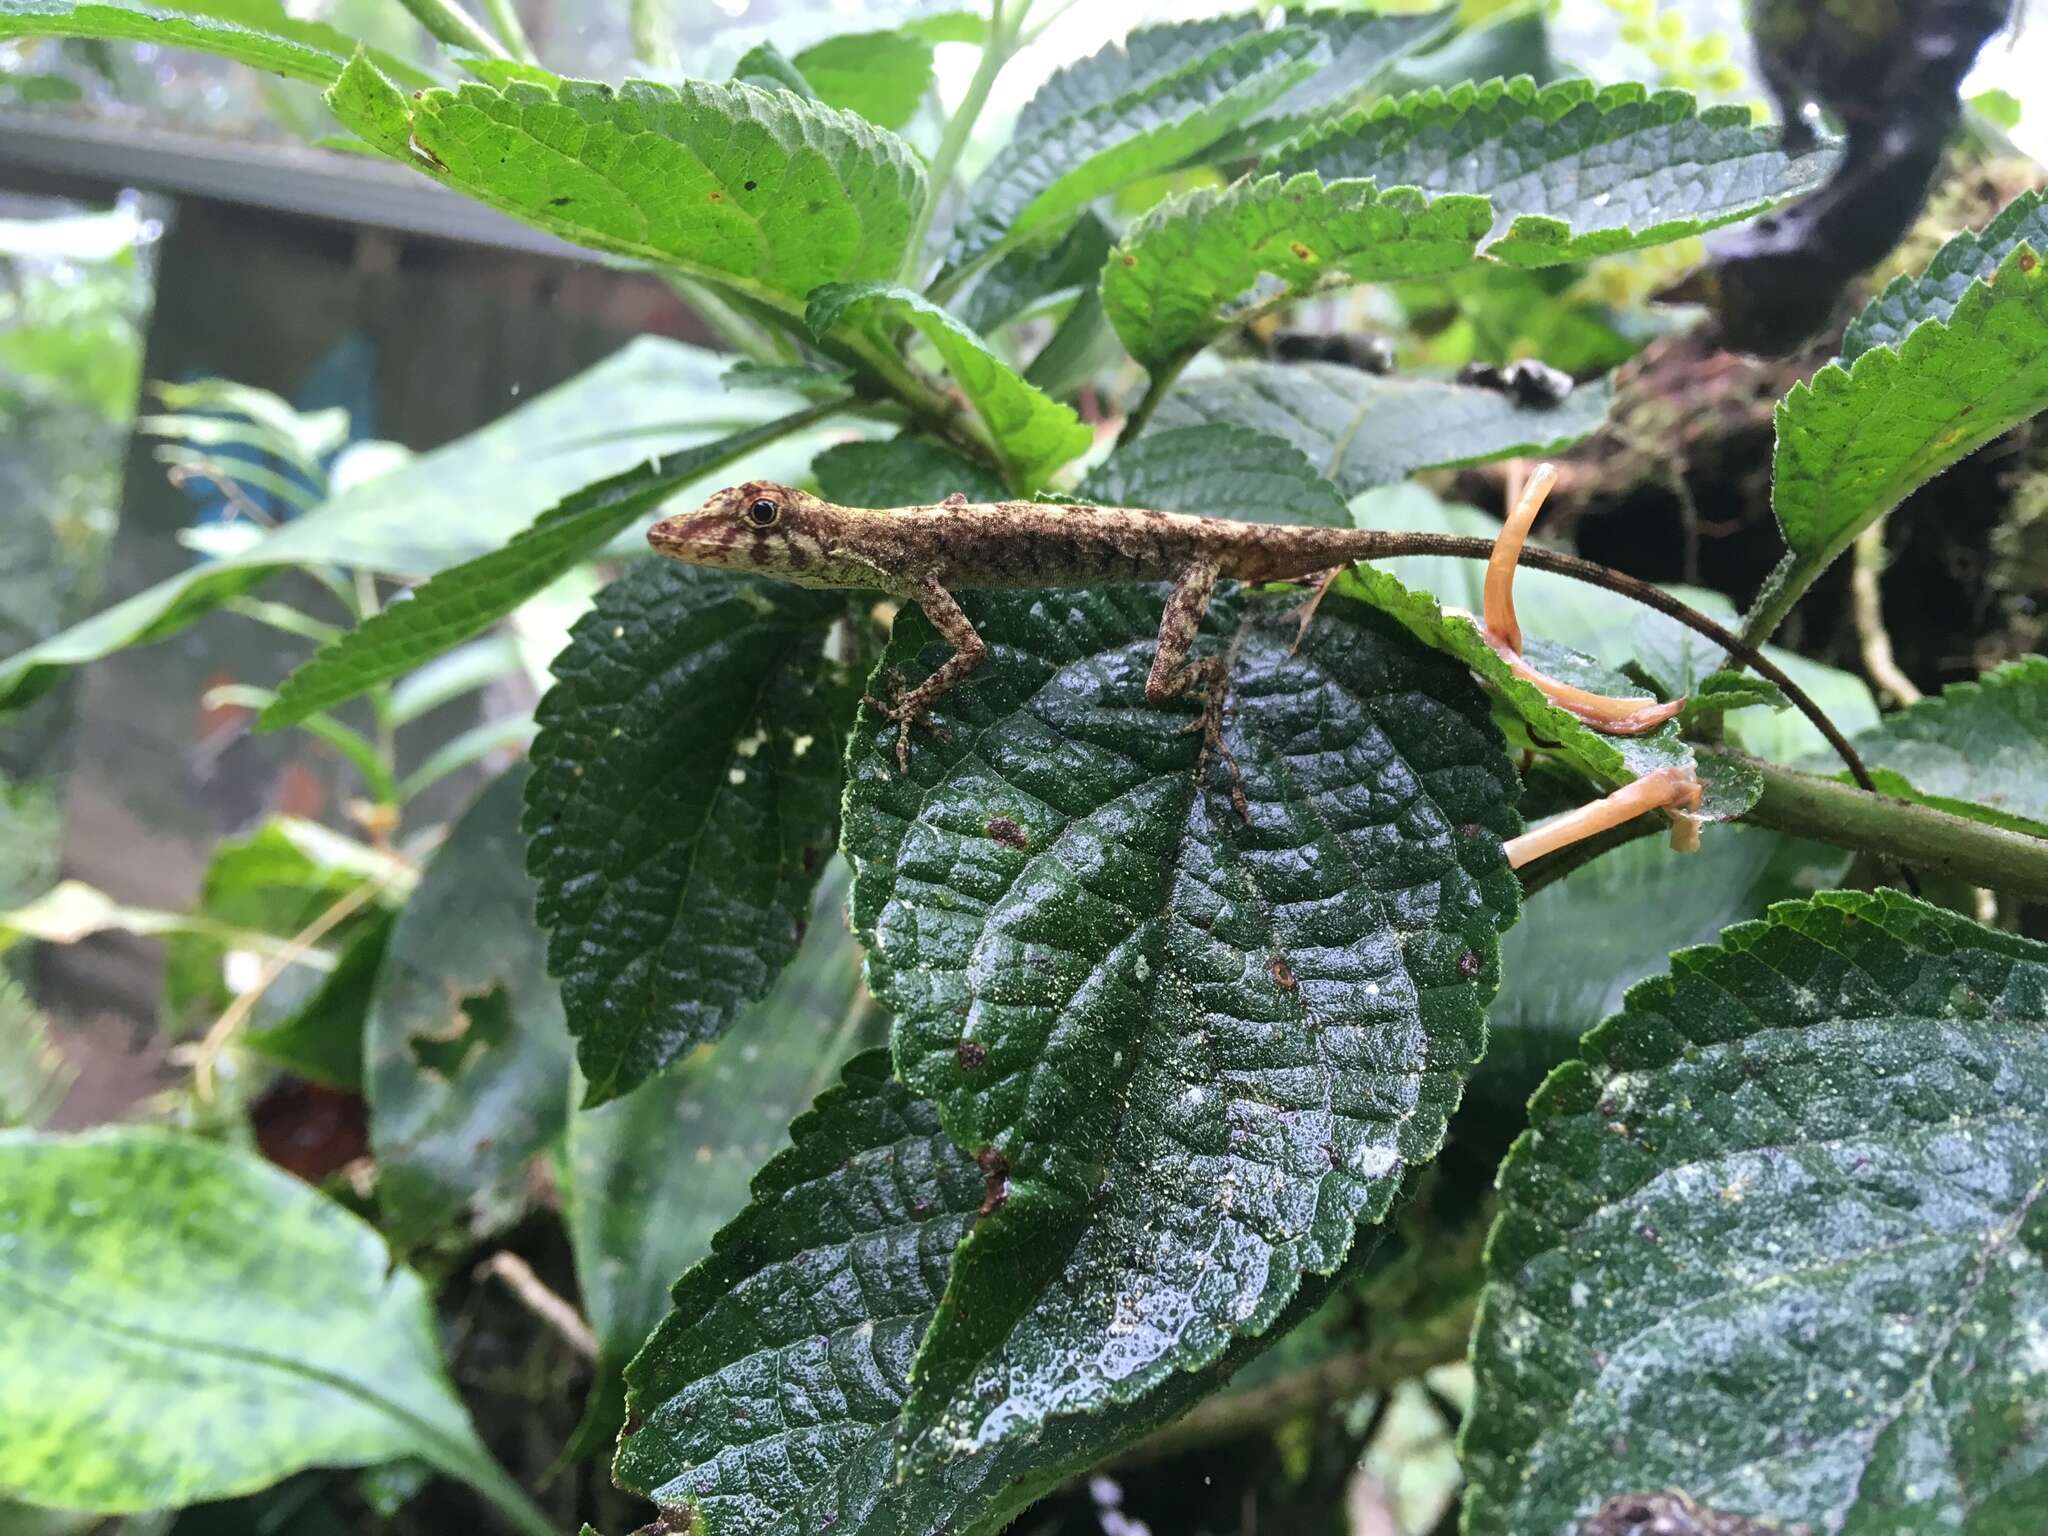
[744,496,781,528]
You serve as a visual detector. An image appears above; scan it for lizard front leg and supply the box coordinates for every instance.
[1144,556,1224,703]
[869,577,986,772]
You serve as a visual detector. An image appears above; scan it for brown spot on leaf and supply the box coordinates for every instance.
[976,1146,1009,1215]
[956,1039,988,1070]
[1289,240,1314,261]
[708,191,724,202]
[1120,253,1137,267]
[2020,250,2038,272]
[985,815,1029,849]
[1269,955,1297,991]
[1457,949,1482,979]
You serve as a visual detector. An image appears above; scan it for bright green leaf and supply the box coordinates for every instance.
[0,338,803,712]
[1763,240,2048,644]
[1340,561,1696,801]
[1849,656,2048,836]
[325,57,926,313]
[844,584,1520,1470]
[731,40,814,98]
[257,404,835,730]
[523,563,861,1105]
[943,19,1325,275]
[1464,891,2048,1535]
[1153,359,1612,496]
[1272,76,1839,266]
[0,0,429,87]
[793,29,935,131]
[1074,421,1350,526]
[807,283,1091,491]
[1843,188,2048,361]
[1103,173,1493,373]
[0,1128,507,1513]
[367,768,569,1243]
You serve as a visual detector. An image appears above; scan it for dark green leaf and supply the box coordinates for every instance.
[616,1051,986,1530]
[843,585,1520,1470]
[162,819,397,1031]
[566,859,878,1374]
[0,979,72,1129]
[1104,173,1493,373]
[1765,242,2048,637]
[812,435,1009,508]
[0,1128,497,1511]
[1844,188,2048,361]
[367,768,567,1242]
[1850,656,2048,836]
[524,563,860,1105]
[722,359,852,395]
[324,58,926,312]
[0,338,776,711]
[1475,825,1849,1108]
[617,1051,1397,1535]
[1217,5,1460,153]
[1272,76,1839,266]
[257,407,830,730]
[1153,359,1611,496]
[0,0,428,87]
[807,283,1091,492]
[1464,891,2048,1535]
[944,19,1325,274]
[960,212,1114,336]
[793,29,936,131]
[241,910,392,1092]
[1075,422,1349,526]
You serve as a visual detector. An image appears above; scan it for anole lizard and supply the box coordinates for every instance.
[647,473,1873,814]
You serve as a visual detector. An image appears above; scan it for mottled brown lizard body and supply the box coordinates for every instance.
[648,478,1873,794]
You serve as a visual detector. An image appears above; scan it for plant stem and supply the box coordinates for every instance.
[1850,519,1921,705]
[901,0,1023,289]
[630,0,676,69]
[1717,748,2048,901]
[392,0,507,58]
[1116,356,1188,447]
[476,0,537,63]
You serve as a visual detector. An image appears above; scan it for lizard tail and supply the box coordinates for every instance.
[1356,534,1876,794]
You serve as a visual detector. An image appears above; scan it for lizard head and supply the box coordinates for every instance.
[648,480,860,589]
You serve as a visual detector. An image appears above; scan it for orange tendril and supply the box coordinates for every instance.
[1479,461,1684,736]
[1505,765,1705,869]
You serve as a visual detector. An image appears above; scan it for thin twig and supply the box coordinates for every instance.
[187,875,394,1100]
[1851,520,1922,705]
[476,1252,599,1361]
